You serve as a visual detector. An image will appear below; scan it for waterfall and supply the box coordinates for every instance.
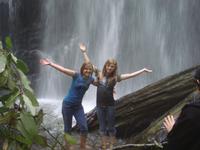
[37,0,200,112]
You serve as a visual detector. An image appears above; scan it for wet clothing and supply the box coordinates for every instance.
[62,73,94,134]
[165,92,200,150]
[96,75,121,136]
[64,73,94,105]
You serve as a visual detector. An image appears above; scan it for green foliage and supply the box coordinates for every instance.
[0,40,47,149]
[16,59,29,73]
[0,41,2,49]
[64,133,77,145]
[0,53,7,73]
[5,88,20,108]
[5,36,13,50]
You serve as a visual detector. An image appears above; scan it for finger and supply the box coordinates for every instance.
[167,115,172,124]
[170,116,175,124]
[163,122,167,127]
[169,115,174,124]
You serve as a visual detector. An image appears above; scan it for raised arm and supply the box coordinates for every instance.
[120,68,152,81]
[79,43,100,76]
[79,43,90,63]
[40,58,75,77]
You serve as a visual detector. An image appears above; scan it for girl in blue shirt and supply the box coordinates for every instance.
[40,48,95,149]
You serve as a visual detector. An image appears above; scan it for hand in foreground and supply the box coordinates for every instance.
[79,43,87,52]
[163,115,175,133]
[40,58,51,65]
[143,68,152,73]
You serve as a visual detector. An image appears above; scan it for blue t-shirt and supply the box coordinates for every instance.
[64,73,94,105]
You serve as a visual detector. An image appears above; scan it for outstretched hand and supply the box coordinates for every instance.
[40,58,51,65]
[79,43,87,52]
[163,115,175,133]
[143,68,152,73]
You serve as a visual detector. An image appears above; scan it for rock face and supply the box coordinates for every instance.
[10,0,46,79]
[0,0,46,87]
[86,66,199,143]
[10,0,45,51]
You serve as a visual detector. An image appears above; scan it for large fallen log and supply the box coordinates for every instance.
[131,92,195,144]
[86,66,199,141]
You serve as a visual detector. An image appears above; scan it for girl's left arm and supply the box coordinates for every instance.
[79,43,100,76]
[120,68,152,81]
[79,43,90,63]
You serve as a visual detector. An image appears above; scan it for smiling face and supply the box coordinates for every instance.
[106,63,116,75]
[103,59,117,77]
[80,63,93,78]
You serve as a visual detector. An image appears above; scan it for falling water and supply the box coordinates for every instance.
[37,0,200,112]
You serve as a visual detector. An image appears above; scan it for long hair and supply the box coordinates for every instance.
[80,62,93,76]
[101,58,118,86]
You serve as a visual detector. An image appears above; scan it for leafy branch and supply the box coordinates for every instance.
[0,37,47,149]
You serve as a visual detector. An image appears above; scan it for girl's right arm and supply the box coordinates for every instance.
[40,58,75,77]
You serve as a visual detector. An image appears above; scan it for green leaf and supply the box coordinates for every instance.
[0,70,8,88]
[0,41,3,49]
[5,88,20,108]
[20,111,38,137]
[18,70,33,92]
[17,112,47,146]
[15,134,32,145]
[0,54,7,73]
[4,67,17,90]
[5,36,13,50]
[22,94,37,116]
[10,53,17,63]
[16,59,29,73]
[24,88,39,106]
[0,92,12,103]
[64,133,77,145]
[34,109,44,127]
[7,74,17,90]
[0,106,9,113]
[16,120,33,144]
[34,135,47,146]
